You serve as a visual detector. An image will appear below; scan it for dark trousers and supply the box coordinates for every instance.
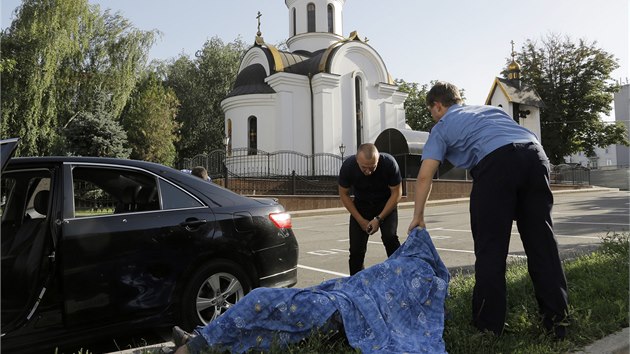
[469,143,568,335]
[348,202,400,275]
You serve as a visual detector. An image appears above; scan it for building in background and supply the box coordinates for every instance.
[221,0,407,161]
[565,83,629,169]
[485,42,544,142]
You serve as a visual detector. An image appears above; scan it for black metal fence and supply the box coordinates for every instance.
[181,149,591,195]
[550,164,591,185]
[181,148,343,195]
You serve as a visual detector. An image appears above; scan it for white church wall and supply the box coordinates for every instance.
[287,33,345,53]
[519,104,541,142]
[392,91,408,130]
[327,43,393,154]
[338,72,356,155]
[222,94,276,152]
[312,73,341,155]
[488,90,510,112]
[265,72,311,154]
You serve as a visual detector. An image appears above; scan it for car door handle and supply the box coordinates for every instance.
[180,219,207,231]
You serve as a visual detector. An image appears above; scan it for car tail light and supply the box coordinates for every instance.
[269,212,292,229]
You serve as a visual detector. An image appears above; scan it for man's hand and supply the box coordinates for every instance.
[366,218,380,235]
[407,217,426,234]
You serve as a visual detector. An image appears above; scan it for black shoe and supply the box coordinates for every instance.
[543,318,568,340]
[547,323,567,341]
[172,325,192,347]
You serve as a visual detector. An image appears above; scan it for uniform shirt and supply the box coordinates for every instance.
[422,104,539,170]
[338,152,402,203]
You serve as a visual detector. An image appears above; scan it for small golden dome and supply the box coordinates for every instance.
[508,60,520,71]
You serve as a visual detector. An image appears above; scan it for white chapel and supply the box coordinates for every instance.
[220,0,408,159]
[485,43,544,142]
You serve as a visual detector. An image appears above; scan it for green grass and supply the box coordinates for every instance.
[70,232,630,354]
[441,231,629,354]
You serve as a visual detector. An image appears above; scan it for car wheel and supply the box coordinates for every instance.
[180,260,252,331]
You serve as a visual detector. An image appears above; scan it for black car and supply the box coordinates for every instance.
[0,138,299,353]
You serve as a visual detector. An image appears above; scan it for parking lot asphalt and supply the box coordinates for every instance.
[110,186,629,354]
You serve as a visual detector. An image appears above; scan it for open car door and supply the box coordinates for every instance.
[1,138,19,173]
[1,140,60,345]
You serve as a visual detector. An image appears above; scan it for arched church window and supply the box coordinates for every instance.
[307,3,316,32]
[248,116,257,155]
[292,7,296,36]
[327,4,334,33]
[355,76,363,147]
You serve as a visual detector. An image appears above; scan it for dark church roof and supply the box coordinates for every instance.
[486,77,545,108]
[224,63,276,99]
[278,49,327,76]
[225,34,371,99]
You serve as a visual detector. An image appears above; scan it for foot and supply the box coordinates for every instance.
[546,323,568,341]
[543,315,569,340]
[172,326,192,347]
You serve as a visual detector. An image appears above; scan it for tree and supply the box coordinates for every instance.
[62,91,130,158]
[165,36,248,161]
[1,0,91,156]
[1,0,156,156]
[511,34,629,163]
[121,72,180,166]
[397,79,466,132]
[397,79,433,132]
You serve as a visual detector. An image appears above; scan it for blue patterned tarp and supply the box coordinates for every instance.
[197,227,450,353]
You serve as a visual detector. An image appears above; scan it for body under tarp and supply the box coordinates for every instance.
[195,227,450,354]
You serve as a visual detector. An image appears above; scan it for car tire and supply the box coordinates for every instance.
[180,260,252,331]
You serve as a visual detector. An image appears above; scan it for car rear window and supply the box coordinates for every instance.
[72,166,160,217]
[158,179,203,209]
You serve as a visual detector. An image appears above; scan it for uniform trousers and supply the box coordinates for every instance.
[469,142,568,336]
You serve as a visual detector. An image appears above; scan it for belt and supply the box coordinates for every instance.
[471,142,536,177]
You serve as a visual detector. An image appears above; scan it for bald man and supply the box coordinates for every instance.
[338,143,402,275]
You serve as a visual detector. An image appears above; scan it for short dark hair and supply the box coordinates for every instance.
[426,81,463,108]
[357,143,378,160]
[191,166,208,179]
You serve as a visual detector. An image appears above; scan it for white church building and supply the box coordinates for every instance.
[220,0,408,161]
[485,44,543,142]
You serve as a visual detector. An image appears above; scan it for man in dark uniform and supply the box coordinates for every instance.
[338,143,402,275]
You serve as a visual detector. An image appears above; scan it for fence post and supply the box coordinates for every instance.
[290,170,296,195]
[224,159,229,189]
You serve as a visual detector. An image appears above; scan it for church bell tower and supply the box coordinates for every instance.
[285,0,346,52]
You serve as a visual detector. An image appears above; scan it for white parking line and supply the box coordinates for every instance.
[557,221,629,226]
[436,247,526,258]
[297,264,349,277]
[555,234,600,239]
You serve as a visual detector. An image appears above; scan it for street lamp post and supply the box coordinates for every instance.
[339,143,346,160]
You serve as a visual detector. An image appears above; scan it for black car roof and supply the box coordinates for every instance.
[6,156,259,209]
[8,156,168,170]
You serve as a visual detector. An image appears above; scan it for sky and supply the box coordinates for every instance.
[2,0,628,116]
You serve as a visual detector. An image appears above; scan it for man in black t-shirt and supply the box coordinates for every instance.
[338,143,402,275]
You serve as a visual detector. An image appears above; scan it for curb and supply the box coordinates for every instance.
[289,186,618,218]
[573,327,630,354]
